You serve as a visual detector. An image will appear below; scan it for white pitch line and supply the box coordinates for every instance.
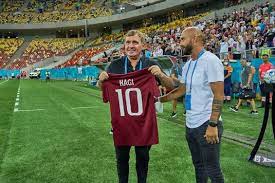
[0,80,9,85]
[71,106,98,109]
[15,109,45,112]
[14,82,20,113]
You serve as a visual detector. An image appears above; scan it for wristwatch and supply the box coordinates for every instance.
[208,121,218,127]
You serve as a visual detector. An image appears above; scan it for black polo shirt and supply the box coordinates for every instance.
[106,56,159,74]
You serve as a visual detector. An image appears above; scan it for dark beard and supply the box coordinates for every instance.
[183,44,193,55]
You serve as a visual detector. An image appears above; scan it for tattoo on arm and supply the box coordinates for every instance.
[212,99,223,113]
[210,99,223,122]
[210,81,224,122]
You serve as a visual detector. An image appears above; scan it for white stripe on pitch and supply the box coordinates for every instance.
[15,109,45,112]
[71,106,98,109]
[0,80,9,85]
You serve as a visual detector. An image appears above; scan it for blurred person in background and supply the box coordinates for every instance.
[223,57,233,103]
[258,53,273,107]
[230,59,258,114]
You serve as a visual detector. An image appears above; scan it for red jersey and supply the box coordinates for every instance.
[259,62,272,79]
[102,69,160,146]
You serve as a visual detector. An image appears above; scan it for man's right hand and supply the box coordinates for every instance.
[99,71,109,82]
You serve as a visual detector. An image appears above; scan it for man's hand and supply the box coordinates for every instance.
[97,71,109,88]
[204,126,219,144]
[99,71,109,82]
[148,65,165,78]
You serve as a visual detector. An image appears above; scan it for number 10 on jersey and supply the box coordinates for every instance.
[115,88,143,116]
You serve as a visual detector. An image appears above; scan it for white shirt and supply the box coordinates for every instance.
[220,41,229,53]
[180,51,224,128]
[153,48,163,57]
[228,38,235,47]
[240,25,246,33]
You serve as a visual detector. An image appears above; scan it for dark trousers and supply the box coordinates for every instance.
[115,146,151,183]
[186,121,224,183]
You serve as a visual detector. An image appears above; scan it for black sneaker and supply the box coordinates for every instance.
[183,110,186,116]
[109,128,113,135]
[171,112,177,118]
[230,106,238,112]
[250,111,258,115]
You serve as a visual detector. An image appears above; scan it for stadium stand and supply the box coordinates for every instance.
[8,38,85,69]
[93,1,274,61]
[1,0,274,74]
[92,13,207,45]
[58,44,113,68]
[0,0,113,23]
[197,1,275,59]
[0,38,24,68]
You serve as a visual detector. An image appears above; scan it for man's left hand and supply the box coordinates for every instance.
[204,126,219,144]
[148,65,165,78]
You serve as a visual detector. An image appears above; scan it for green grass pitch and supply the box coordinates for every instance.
[0,79,274,183]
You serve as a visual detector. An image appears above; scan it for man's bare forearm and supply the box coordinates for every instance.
[158,74,180,90]
[97,80,103,90]
[210,82,224,122]
[160,84,186,103]
[210,99,223,122]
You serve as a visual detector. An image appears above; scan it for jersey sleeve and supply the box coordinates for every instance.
[102,82,109,103]
[207,56,224,83]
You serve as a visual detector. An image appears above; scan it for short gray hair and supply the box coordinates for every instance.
[125,30,145,44]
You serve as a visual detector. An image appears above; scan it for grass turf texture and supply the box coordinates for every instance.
[0,80,274,183]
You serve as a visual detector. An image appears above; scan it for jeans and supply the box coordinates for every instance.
[115,146,151,183]
[186,121,224,183]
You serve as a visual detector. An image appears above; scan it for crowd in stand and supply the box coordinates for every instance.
[93,1,274,62]
[0,38,24,68]
[224,0,254,7]
[9,38,85,69]
[1,1,274,70]
[141,1,275,60]
[93,13,207,45]
[200,1,275,59]
[46,1,275,68]
[0,0,113,24]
